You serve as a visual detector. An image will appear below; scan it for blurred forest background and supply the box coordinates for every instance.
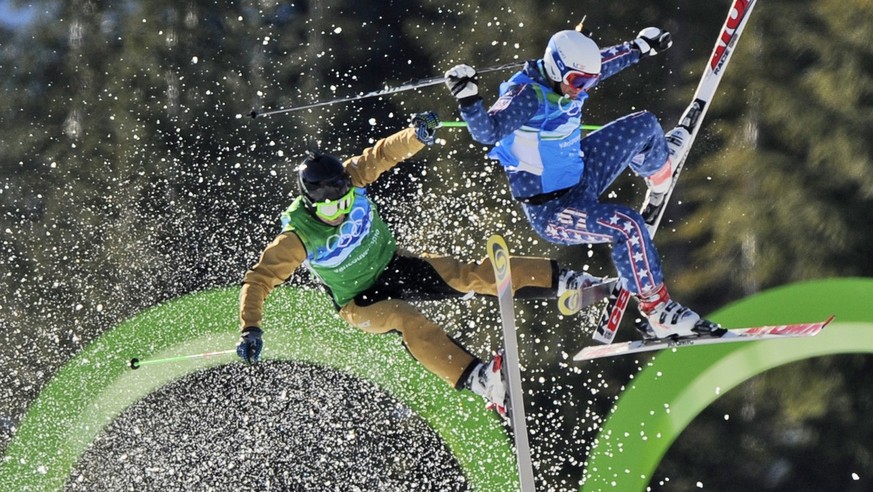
[1,0,872,490]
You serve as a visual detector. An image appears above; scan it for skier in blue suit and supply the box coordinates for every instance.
[446,28,719,339]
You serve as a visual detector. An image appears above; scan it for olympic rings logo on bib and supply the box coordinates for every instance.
[314,199,373,266]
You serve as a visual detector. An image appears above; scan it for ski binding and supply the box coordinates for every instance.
[558,277,619,316]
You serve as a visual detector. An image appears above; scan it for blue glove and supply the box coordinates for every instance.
[411,111,440,145]
[236,326,263,364]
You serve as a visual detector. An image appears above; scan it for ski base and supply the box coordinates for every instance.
[592,284,630,344]
[574,316,834,361]
[557,277,619,315]
[485,235,537,491]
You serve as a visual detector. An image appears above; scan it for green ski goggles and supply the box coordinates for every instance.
[313,187,355,221]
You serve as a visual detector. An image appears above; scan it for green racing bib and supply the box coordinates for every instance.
[281,188,396,306]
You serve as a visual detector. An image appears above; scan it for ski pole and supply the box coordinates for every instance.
[440,120,603,131]
[128,349,237,370]
[248,61,523,119]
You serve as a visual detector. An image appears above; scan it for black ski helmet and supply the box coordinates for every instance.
[297,151,352,203]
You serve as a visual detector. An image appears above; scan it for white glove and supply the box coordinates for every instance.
[445,64,479,101]
[634,27,673,57]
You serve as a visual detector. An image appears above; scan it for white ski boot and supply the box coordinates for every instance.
[557,268,600,297]
[468,350,510,420]
[637,284,701,339]
[557,268,607,315]
[633,317,660,340]
[642,126,692,213]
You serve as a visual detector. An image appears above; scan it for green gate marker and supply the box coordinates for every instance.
[0,287,516,491]
[3,279,871,491]
[582,278,873,491]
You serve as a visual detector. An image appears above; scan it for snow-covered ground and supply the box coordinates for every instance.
[66,361,469,491]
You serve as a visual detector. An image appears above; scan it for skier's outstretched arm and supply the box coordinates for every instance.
[598,27,672,82]
[598,42,641,81]
[345,112,439,186]
[237,231,307,363]
[239,232,307,329]
[445,64,537,145]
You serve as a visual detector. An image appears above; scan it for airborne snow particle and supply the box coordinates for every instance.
[67,362,468,490]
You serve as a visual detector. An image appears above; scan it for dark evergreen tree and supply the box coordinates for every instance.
[664,0,873,310]
[2,1,872,490]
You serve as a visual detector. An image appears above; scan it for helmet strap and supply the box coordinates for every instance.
[300,195,320,218]
[535,59,564,94]
[551,80,563,95]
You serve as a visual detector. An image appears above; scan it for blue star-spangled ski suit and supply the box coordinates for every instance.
[459,42,670,296]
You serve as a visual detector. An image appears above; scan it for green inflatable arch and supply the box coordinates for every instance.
[1,279,870,491]
[582,277,873,491]
[0,287,517,491]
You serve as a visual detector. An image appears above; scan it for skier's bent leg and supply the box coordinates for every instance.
[340,299,477,387]
[589,111,688,212]
[641,126,692,213]
[584,203,664,294]
[340,298,510,414]
[616,111,670,178]
[580,110,668,195]
[422,254,559,299]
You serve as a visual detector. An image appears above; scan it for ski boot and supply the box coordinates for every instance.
[642,126,692,224]
[557,268,600,296]
[637,284,723,339]
[469,350,511,421]
[557,268,609,315]
[633,317,659,341]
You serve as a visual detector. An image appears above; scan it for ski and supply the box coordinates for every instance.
[557,277,619,316]
[593,0,759,345]
[575,316,834,361]
[486,235,536,492]
[592,284,633,344]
